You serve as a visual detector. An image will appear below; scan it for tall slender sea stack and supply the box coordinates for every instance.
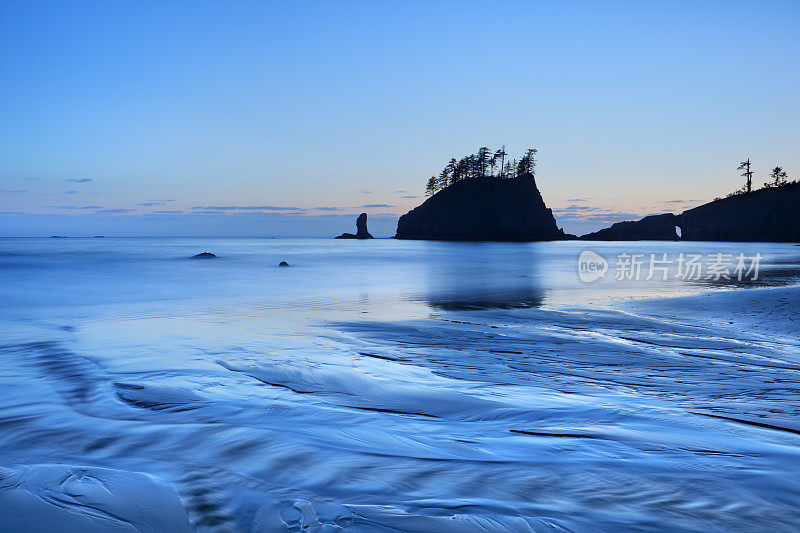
[335,213,374,239]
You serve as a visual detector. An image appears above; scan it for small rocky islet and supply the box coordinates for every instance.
[335,213,374,240]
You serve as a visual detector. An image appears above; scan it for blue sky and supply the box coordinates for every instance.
[1,0,798,236]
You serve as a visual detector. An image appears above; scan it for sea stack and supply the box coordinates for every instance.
[335,213,374,239]
[395,174,567,241]
[680,182,800,242]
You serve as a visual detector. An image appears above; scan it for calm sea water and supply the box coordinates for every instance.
[1,237,799,532]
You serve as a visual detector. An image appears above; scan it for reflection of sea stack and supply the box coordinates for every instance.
[395,174,566,241]
[335,213,374,239]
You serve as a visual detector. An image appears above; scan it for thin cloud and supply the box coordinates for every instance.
[138,202,166,206]
[0,189,26,193]
[152,210,183,214]
[80,205,103,209]
[554,205,599,213]
[582,213,643,223]
[565,198,589,202]
[64,190,78,195]
[235,210,308,216]
[97,208,136,214]
[191,205,303,211]
[402,195,419,199]
[361,204,394,208]
[66,178,93,183]
[46,205,79,209]
[312,206,342,211]
[553,207,643,223]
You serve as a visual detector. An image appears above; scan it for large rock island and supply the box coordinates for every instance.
[395,174,567,241]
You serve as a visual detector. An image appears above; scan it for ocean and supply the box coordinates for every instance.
[1,237,799,532]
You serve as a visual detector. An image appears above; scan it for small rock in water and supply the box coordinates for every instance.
[191,252,217,259]
[279,261,290,267]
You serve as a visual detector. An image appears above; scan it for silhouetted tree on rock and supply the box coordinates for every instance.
[766,166,789,188]
[423,146,542,196]
[494,145,507,178]
[426,176,437,196]
[738,158,753,193]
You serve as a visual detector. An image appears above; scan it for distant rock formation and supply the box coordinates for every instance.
[579,213,680,241]
[278,261,290,267]
[191,252,217,259]
[575,183,800,242]
[49,235,68,238]
[395,174,567,241]
[680,182,800,242]
[336,213,374,239]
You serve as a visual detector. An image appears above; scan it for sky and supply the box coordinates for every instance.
[1,0,798,237]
